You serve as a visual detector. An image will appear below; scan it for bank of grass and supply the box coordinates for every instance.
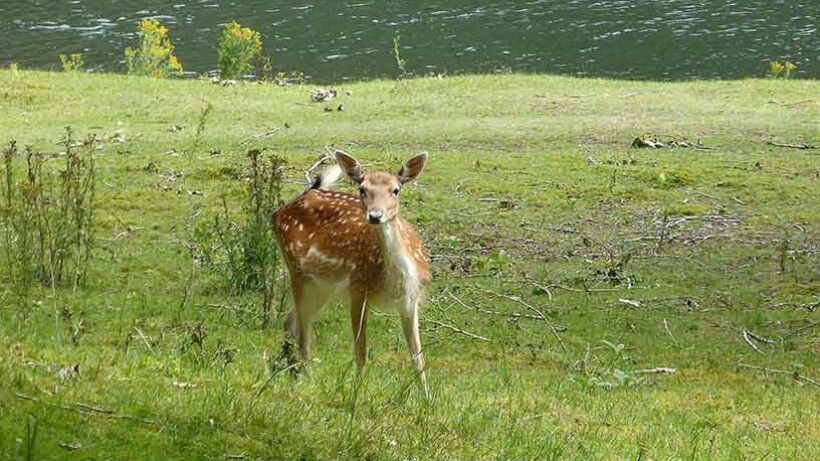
[1,69,818,460]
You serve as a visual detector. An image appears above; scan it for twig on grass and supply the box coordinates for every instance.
[483,290,567,353]
[737,363,820,389]
[527,278,621,294]
[633,367,676,374]
[14,392,157,425]
[304,151,334,186]
[240,126,284,145]
[783,319,820,341]
[426,318,492,343]
[746,330,774,345]
[663,318,680,346]
[445,292,561,324]
[133,327,155,354]
[742,330,761,353]
[766,141,816,150]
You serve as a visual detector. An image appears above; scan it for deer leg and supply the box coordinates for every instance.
[400,299,429,398]
[350,291,368,372]
[290,279,333,363]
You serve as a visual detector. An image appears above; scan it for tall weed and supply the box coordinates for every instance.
[0,129,96,296]
[218,21,263,80]
[125,19,183,78]
[192,149,286,326]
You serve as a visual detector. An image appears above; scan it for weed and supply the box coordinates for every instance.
[569,340,639,389]
[273,70,306,86]
[188,102,214,156]
[392,34,407,78]
[59,53,84,72]
[192,149,286,326]
[769,60,797,79]
[125,19,183,78]
[0,130,96,295]
[218,21,263,80]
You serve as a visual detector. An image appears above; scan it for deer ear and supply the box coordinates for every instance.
[335,150,364,184]
[397,152,428,184]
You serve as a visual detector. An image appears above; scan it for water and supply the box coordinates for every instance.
[1,1,817,82]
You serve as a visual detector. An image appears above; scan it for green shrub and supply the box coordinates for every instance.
[192,149,285,326]
[218,21,263,80]
[125,19,183,78]
[1,130,96,296]
[769,60,797,79]
[59,53,84,72]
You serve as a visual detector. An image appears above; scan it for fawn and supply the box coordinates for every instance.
[274,150,431,395]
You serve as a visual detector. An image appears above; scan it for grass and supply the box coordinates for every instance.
[1,69,819,460]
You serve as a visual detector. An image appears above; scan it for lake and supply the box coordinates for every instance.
[1,1,817,82]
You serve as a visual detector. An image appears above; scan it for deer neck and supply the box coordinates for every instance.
[375,219,417,293]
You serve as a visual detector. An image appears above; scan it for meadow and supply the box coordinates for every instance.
[1,69,818,460]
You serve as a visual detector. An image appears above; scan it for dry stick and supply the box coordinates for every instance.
[742,330,761,353]
[783,319,820,341]
[663,318,680,346]
[427,318,492,343]
[746,330,775,345]
[14,392,157,425]
[527,278,621,294]
[484,290,568,353]
[445,292,552,322]
[304,151,334,186]
[737,363,820,389]
[133,327,155,354]
[633,367,677,374]
[766,141,816,150]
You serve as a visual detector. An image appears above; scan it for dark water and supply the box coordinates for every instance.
[1,1,817,82]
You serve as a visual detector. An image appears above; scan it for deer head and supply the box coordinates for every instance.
[335,150,428,225]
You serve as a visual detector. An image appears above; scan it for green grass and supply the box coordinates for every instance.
[1,69,819,460]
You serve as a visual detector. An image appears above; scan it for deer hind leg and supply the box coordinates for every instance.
[400,298,429,398]
[286,278,335,364]
[349,289,368,372]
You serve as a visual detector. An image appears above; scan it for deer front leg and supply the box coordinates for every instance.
[400,299,429,398]
[350,291,368,372]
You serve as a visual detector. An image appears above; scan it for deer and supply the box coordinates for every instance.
[273,150,431,396]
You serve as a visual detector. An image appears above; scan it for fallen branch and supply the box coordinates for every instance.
[633,367,676,374]
[742,330,761,353]
[528,278,621,294]
[304,151,334,186]
[484,290,567,353]
[783,319,820,340]
[15,392,157,425]
[663,318,680,347]
[133,327,155,354]
[240,126,284,145]
[745,330,774,345]
[426,318,492,343]
[446,291,558,323]
[737,363,820,389]
[767,141,816,150]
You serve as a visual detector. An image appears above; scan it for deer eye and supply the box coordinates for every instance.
[358,186,366,197]
[392,188,400,196]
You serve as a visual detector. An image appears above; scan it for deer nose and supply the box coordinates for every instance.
[368,211,383,224]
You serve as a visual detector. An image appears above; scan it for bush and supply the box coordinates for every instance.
[59,53,84,72]
[218,21,263,80]
[125,19,183,78]
[192,150,285,326]
[769,60,797,79]
[1,130,96,296]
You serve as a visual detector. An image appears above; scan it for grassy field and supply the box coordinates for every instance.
[1,69,818,460]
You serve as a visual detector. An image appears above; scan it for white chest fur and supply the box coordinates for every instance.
[377,222,421,312]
